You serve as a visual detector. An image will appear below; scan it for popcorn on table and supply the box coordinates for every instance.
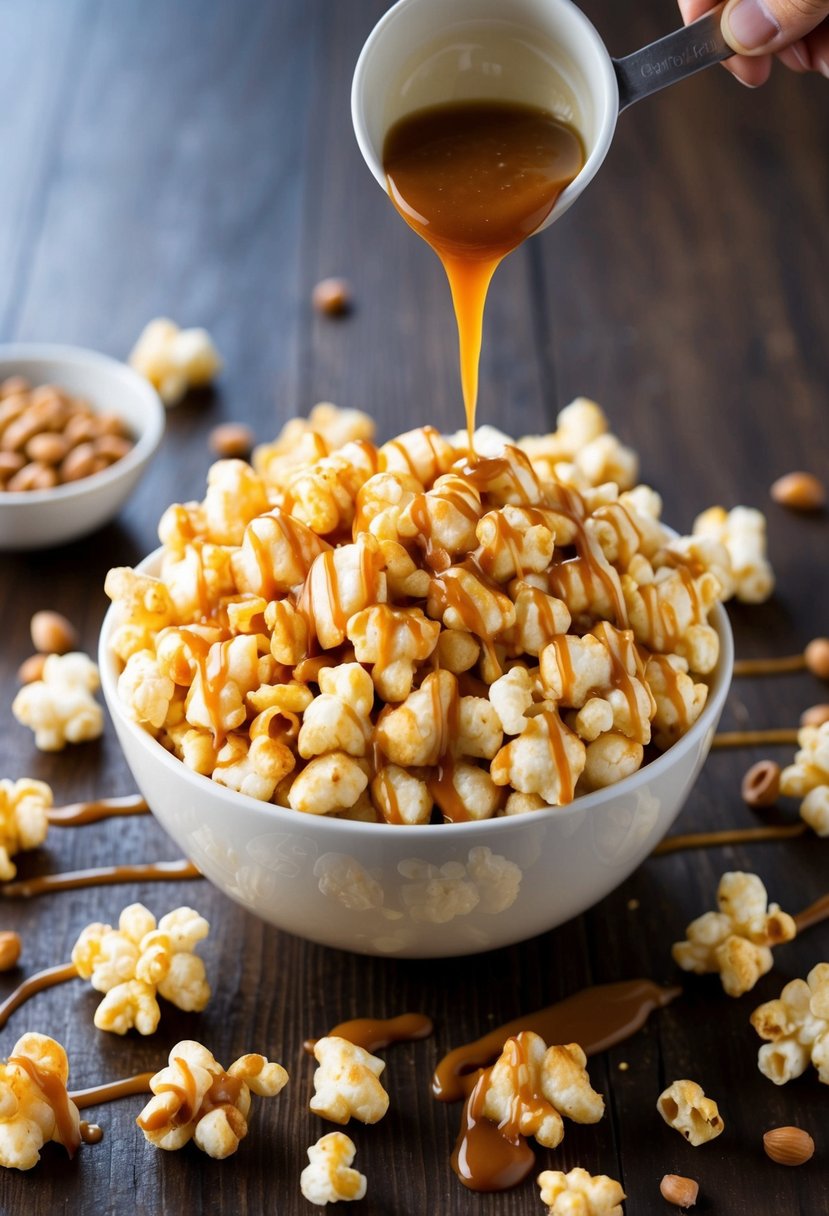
[781,721,829,836]
[671,871,796,997]
[0,778,51,880]
[538,1167,625,1216]
[300,1132,367,1206]
[692,504,774,604]
[310,1036,389,1126]
[480,1033,604,1149]
[751,963,829,1086]
[105,399,759,822]
[0,1033,81,1169]
[11,653,103,751]
[128,317,222,407]
[71,902,211,1034]
[136,1039,288,1157]
[657,1079,724,1146]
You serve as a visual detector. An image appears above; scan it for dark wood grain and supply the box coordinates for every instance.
[0,1,827,1213]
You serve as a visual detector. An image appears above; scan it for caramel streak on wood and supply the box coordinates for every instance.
[652,823,809,857]
[47,795,150,826]
[303,1011,434,1055]
[793,893,829,933]
[712,729,800,749]
[732,655,807,677]
[1,860,202,898]
[70,1073,155,1110]
[0,962,78,1029]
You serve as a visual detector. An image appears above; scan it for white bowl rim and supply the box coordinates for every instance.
[100,546,734,841]
[0,343,165,505]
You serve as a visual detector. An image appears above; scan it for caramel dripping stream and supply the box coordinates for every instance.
[47,794,149,827]
[2,859,201,898]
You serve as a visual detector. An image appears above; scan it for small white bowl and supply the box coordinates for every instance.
[0,344,165,550]
[100,548,733,958]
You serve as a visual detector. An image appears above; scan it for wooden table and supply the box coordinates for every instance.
[0,1,827,1212]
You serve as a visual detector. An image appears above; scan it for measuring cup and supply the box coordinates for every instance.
[352,0,731,232]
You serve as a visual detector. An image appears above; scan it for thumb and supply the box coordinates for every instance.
[722,0,829,53]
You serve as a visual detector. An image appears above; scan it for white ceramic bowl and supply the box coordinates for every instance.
[0,344,165,550]
[100,548,733,958]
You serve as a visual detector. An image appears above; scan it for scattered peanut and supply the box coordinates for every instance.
[30,610,79,655]
[312,277,352,316]
[801,703,829,728]
[770,471,826,512]
[17,653,47,684]
[805,638,829,680]
[659,1174,699,1208]
[762,1126,815,1166]
[741,759,781,808]
[0,930,21,971]
[6,462,57,491]
[209,422,255,459]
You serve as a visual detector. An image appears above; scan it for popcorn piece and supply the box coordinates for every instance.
[137,1039,288,1157]
[0,778,51,881]
[538,1167,625,1216]
[371,765,432,825]
[117,649,175,731]
[300,1132,367,1206]
[12,652,103,751]
[379,425,455,484]
[657,1079,724,1146]
[281,441,380,536]
[475,505,556,582]
[232,509,331,598]
[288,753,368,816]
[302,535,387,649]
[347,604,439,701]
[672,871,796,997]
[693,505,774,603]
[489,666,536,735]
[781,723,829,835]
[427,565,515,639]
[801,785,829,836]
[185,635,261,739]
[479,1033,604,1149]
[212,732,295,802]
[645,653,708,750]
[71,902,211,1034]
[398,473,483,562]
[104,566,178,660]
[202,459,270,546]
[129,317,222,406]
[751,963,829,1085]
[0,1033,81,1168]
[491,710,586,806]
[581,733,644,792]
[624,567,721,673]
[310,1036,388,1125]
[354,470,422,541]
[298,664,375,758]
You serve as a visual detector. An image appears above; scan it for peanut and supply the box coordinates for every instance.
[0,931,21,971]
[63,413,99,446]
[312,276,352,316]
[209,422,255,458]
[805,637,829,680]
[0,451,25,478]
[17,653,48,684]
[93,434,133,463]
[26,431,68,465]
[771,471,826,512]
[30,610,79,655]
[762,1126,815,1166]
[6,461,58,491]
[741,759,781,808]
[59,441,97,482]
[659,1175,699,1208]
[801,703,829,728]
[0,375,30,398]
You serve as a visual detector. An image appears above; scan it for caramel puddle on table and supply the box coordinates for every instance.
[303,1012,434,1055]
[2,859,201,898]
[383,101,583,447]
[79,1121,104,1144]
[47,794,149,827]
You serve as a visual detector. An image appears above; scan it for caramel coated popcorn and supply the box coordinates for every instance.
[751,963,829,1086]
[0,778,51,880]
[71,902,210,1034]
[310,1036,389,1126]
[136,1039,288,1157]
[300,1132,367,1206]
[672,872,796,997]
[657,1079,724,1146]
[781,721,829,836]
[11,652,103,751]
[106,401,746,822]
[0,1033,81,1169]
[480,1033,604,1149]
[128,318,222,406]
[538,1167,625,1215]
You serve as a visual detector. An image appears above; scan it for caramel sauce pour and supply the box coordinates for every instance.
[2,859,201,898]
[303,1011,434,1055]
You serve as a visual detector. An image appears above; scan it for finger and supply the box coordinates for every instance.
[723,50,775,81]
[802,18,829,71]
[722,0,829,55]
[776,38,811,68]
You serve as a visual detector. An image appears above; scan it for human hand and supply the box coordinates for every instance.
[679,0,829,85]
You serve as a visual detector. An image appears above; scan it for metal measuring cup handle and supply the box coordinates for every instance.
[614,2,734,110]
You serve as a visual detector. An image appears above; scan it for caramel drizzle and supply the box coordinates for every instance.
[541,709,577,805]
[137,1060,245,1132]
[80,1121,103,1144]
[433,978,680,1103]
[733,654,807,677]
[2,859,201,898]
[0,962,78,1029]
[47,794,149,827]
[711,729,799,749]
[793,893,829,933]
[303,1012,434,1055]
[545,483,628,628]
[652,823,808,857]
[451,1067,537,1192]
[9,1054,81,1156]
[70,1072,155,1110]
